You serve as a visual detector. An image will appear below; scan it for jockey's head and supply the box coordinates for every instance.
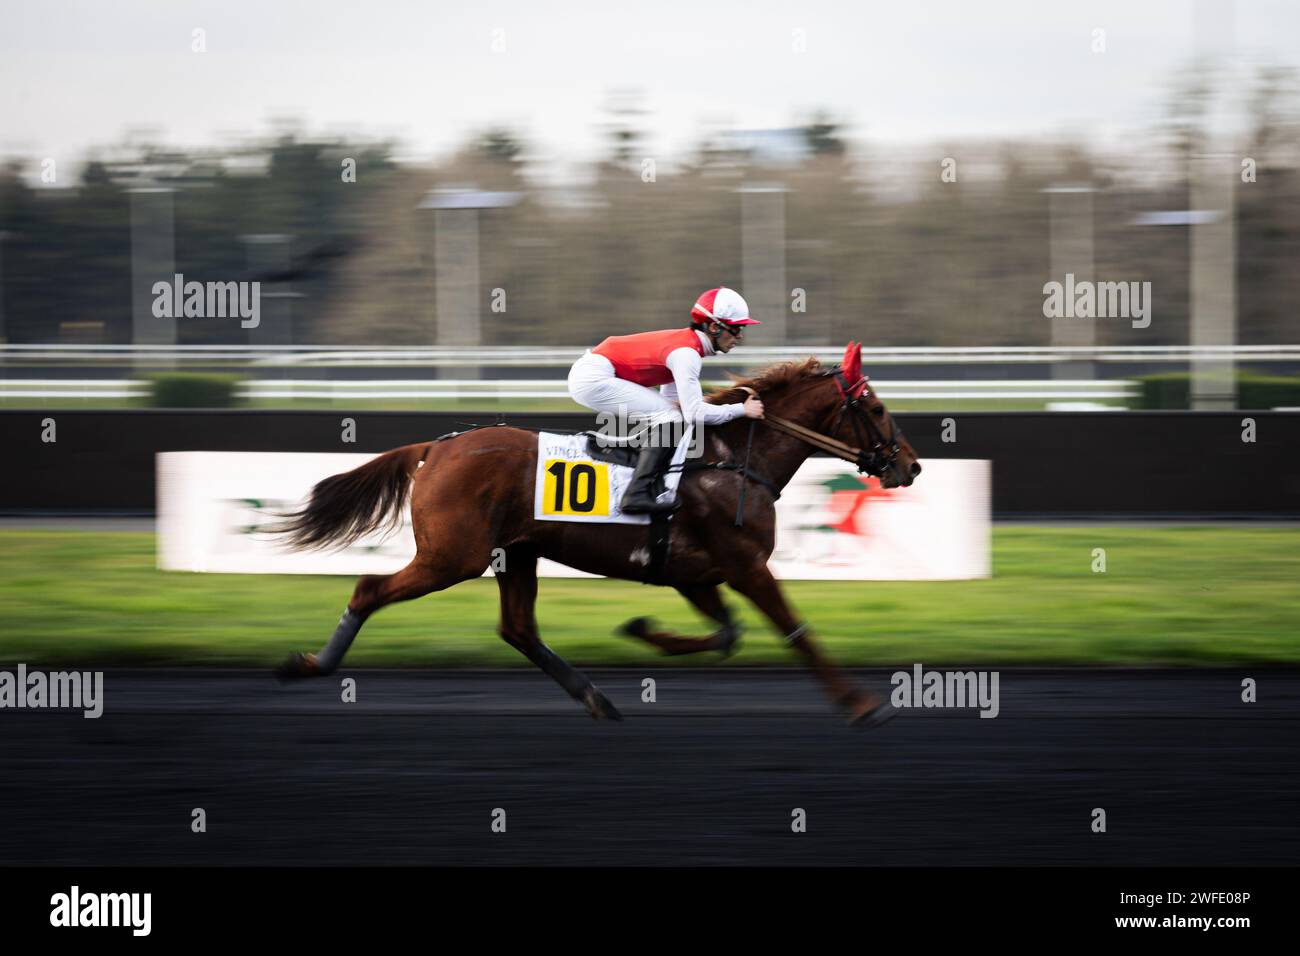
[689,287,760,353]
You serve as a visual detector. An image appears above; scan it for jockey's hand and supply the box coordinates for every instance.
[742,395,765,419]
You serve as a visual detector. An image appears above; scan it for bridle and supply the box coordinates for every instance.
[829,367,904,476]
[736,367,903,478]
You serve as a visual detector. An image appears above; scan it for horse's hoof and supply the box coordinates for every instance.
[618,617,652,639]
[714,626,742,658]
[582,687,623,721]
[275,652,322,683]
[848,696,898,730]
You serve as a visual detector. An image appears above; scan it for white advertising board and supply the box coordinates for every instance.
[157,451,990,580]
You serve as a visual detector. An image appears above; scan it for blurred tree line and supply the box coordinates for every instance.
[0,136,398,345]
[2,64,1298,349]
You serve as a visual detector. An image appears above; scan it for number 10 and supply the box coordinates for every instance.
[547,461,597,513]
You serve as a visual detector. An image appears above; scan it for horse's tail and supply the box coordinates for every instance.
[270,443,430,551]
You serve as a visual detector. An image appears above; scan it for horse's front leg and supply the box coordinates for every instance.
[725,564,895,727]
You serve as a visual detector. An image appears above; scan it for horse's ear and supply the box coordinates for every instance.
[842,341,864,393]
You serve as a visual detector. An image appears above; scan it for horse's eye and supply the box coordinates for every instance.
[871,406,885,416]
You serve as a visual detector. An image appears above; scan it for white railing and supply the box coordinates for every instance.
[0,377,1140,402]
[2,343,1298,367]
[0,380,148,399]
[2,344,1293,403]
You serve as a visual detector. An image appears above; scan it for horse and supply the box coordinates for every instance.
[271,343,922,726]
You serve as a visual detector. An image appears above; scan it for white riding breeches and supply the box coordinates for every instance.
[567,351,683,427]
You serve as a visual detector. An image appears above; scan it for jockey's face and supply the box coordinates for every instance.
[712,322,743,352]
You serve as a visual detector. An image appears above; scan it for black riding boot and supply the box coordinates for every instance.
[619,443,677,514]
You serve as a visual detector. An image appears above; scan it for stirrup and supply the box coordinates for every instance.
[620,444,676,514]
[620,493,675,515]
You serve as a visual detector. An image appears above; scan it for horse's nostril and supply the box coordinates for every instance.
[910,462,922,478]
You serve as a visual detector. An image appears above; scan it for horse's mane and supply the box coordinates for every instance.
[706,357,828,405]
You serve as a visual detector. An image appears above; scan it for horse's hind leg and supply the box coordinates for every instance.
[618,584,741,657]
[277,552,481,680]
[496,547,621,720]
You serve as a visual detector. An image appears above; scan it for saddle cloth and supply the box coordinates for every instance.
[533,429,693,524]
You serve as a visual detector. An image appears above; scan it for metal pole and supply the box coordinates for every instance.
[1189,154,1236,409]
[1189,0,1239,410]
[1045,185,1096,381]
[0,231,8,379]
[0,231,8,345]
[241,234,295,347]
[129,184,176,371]
[740,183,788,344]
[433,207,482,380]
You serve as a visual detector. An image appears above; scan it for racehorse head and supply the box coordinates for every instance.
[712,343,922,489]
[825,342,922,489]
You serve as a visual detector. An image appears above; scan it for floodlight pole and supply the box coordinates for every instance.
[128,182,177,370]
[1044,184,1096,382]
[739,183,788,345]
[419,189,522,380]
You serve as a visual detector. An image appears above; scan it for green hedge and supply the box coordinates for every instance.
[1136,372,1300,409]
[145,373,243,408]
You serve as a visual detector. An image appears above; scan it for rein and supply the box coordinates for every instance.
[734,383,889,473]
[691,368,905,528]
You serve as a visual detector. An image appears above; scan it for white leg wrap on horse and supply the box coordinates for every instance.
[316,609,363,673]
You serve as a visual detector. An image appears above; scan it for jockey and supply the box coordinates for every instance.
[567,287,766,514]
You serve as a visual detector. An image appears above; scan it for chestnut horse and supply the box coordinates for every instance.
[272,347,921,726]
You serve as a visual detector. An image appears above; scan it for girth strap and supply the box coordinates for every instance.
[647,511,672,584]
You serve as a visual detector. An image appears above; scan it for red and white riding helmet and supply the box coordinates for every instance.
[690,287,761,327]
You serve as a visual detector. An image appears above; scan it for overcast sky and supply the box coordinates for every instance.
[3,0,1298,169]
